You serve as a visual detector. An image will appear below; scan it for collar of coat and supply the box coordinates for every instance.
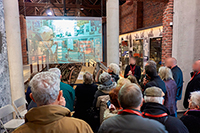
[184,109,200,117]
[25,105,71,125]
[141,102,170,116]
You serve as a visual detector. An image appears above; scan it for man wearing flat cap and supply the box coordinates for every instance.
[141,87,189,133]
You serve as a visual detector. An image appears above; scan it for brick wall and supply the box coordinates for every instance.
[120,1,137,34]
[162,0,174,63]
[20,15,28,65]
[143,1,165,27]
[120,1,165,34]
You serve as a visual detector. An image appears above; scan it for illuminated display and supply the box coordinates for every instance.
[26,16,102,64]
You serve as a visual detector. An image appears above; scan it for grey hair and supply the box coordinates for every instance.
[146,60,157,68]
[144,96,164,104]
[118,83,142,109]
[30,72,60,106]
[108,63,120,75]
[99,72,112,83]
[49,68,61,78]
[190,91,200,108]
[83,72,93,84]
[159,66,173,81]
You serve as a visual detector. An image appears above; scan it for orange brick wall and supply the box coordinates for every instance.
[20,15,28,65]
[162,0,174,63]
[120,1,166,34]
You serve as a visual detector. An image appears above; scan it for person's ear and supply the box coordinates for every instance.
[57,90,63,101]
[60,75,62,79]
[30,93,36,103]
[162,98,165,105]
[140,98,144,107]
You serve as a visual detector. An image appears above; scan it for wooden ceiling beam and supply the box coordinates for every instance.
[19,2,101,9]
[120,0,168,2]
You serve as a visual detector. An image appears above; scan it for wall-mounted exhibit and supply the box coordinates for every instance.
[26,17,102,64]
[119,26,163,71]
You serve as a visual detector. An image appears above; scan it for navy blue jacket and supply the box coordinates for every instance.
[142,102,189,133]
[144,76,167,94]
[171,66,183,100]
[183,72,200,108]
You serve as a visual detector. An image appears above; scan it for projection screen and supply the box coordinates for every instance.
[26,16,102,64]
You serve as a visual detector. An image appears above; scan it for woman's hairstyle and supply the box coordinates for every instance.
[109,87,121,109]
[83,72,93,84]
[127,75,138,84]
[158,66,173,81]
[108,63,120,75]
[190,91,200,108]
[117,78,131,88]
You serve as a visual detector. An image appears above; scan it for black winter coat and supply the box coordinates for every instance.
[183,72,200,108]
[144,76,167,94]
[180,109,200,133]
[124,65,141,82]
[141,102,189,133]
[74,84,98,119]
[171,66,183,100]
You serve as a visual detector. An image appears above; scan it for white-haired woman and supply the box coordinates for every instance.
[108,63,120,82]
[180,91,200,133]
[93,72,117,124]
[159,66,178,117]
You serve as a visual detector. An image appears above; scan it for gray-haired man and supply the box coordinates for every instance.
[98,83,168,133]
[13,72,93,133]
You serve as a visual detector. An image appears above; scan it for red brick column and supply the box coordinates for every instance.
[162,0,173,64]
[19,15,28,65]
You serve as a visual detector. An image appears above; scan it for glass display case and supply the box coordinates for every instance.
[132,39,143,69]
[150,37,162,69]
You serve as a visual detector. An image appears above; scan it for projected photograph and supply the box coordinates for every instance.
[26,17,102,64]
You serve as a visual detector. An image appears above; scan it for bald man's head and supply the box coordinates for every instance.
[193,60,200,72]
[165,57,177,69]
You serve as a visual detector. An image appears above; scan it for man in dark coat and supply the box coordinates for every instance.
[98,83,167,133]
[73,72,98,131]
[183,60,200,108]
[144,65,166,94]
[142,87,189,133]
[166,57,183,100]
[124,56,141,82]
[181,91,200,133]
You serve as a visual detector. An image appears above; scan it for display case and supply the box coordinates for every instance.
[132,39,143,69]
[150,37,162,69]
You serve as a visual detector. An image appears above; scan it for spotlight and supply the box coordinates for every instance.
[47,10,53,16]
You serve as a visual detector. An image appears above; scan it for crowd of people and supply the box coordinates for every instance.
[13,57,200,133]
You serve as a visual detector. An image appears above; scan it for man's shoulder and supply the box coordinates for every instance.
[60,82,74,90]
[13,117,92,133]
[167,116,185,125]
[13,124,30,133]
[102,114,165,128]
[62,116,89,125]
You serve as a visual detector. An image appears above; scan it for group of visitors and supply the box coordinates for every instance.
[14,57,200,133]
